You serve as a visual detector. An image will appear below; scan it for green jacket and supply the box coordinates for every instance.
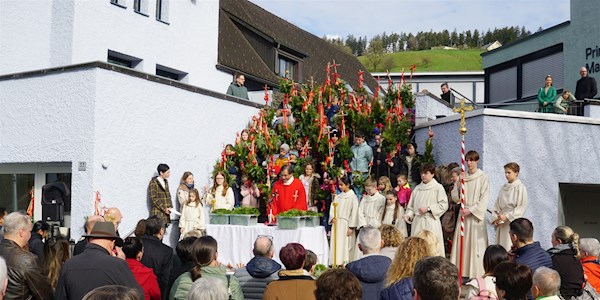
[170,266,243,300]
[538,86,557,113]
[226,82,249,100]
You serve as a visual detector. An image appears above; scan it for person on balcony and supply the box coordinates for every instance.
[537,75,557,113]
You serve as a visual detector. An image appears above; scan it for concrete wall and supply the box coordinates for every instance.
[415,109,600,249]
[0,66,259,244]
[0,0,231,92]
[414,92,457,126]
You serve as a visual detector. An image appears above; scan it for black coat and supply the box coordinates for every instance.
[55,243,142,300]
[0,239,53,300]
[27,232,45,262]
[575,76,598,100]
[548,245,585,298]
[140,235,174,299]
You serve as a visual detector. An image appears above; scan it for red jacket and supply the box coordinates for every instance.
[126,258,161,300]
[582,256,600,293]
[269,177,307,216]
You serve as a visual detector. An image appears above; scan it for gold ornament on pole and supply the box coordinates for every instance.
[453,98,473,136]
[332,201,339,269]
[211,199,216,213]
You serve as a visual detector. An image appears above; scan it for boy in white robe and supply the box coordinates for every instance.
[491,162,528,251]
[329,177,359,266]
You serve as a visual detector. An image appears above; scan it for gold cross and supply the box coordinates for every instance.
[452,98,473,136]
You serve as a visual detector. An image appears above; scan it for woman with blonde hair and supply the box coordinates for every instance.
[416,230,442,257]
[177,172,195,209]
[548,225,585,298]
[379,225,404,260]
[204,171,235,210]
[380,237,431,300]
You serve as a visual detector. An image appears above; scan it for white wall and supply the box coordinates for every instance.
[0,66,260,246]
[415,109,600,249]
[0,0,232,92]
[414,92,457,125]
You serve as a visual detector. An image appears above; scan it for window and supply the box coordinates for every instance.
[107,50,142,69]
[0,174,34,212]
[156,0,169,23]
[134,0,149,16]
[156,64,187,81]
[110,0,126,8]
[276,51,302,82]
[521,52,564,98]
[489,67,517,103]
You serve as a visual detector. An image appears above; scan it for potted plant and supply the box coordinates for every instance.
[276,209,306,229]
[229,207,260,226]
[209,208,232,225]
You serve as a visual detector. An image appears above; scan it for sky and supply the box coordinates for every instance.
[249,0,570,40]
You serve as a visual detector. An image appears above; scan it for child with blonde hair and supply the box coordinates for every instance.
[417,230,442,257]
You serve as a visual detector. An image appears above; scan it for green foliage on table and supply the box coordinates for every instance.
[211,209,232,215]
[304,210,324,217]
[230,207,260,215]
[277,209,306,217]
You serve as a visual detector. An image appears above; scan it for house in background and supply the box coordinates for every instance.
[0,0,373,244]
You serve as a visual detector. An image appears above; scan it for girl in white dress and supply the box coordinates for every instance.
[204,171,235,210]
[179,189,205,240]
[381,191,408,237]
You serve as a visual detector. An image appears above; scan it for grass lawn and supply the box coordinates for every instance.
[358,49,484,72]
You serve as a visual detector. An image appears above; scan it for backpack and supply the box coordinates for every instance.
[469,277,497,300]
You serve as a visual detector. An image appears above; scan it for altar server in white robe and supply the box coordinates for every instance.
[381,190,408,237]
[404,163,448,257]
[329,175,359,266]
[357,178,386,228]
[491,162,528,251]
[450,150,490,279]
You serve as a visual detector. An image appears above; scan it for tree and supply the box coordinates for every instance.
[451,29,458,47]
[407,33,417,51]
[365,37,384,71]
[323,36,352,55]
[345,34,359,56]
[473,29,480,48]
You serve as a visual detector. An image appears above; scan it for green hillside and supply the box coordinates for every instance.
[358,49,484,72]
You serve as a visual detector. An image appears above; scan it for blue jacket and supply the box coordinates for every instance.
[513,241,553,274]
[234,256,281,300]
[346,255,392,300]
[380,277,414,300]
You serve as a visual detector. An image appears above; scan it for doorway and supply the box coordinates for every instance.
[559,183,600,240]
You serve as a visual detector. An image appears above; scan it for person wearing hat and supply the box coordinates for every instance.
[55,222,142,300]
[274,143,291,168]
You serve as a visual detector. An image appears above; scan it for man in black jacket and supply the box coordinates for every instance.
[575,66,598,100]
[0,212,53,300]
[141,215,174,299]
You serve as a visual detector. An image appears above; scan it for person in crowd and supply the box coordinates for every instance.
[315,269,362,300]
[325,98,340,125]
[274,143,291,168]
[395,174,411,208]
[140,215,173,297]
[440,82,452,103]
[82,285,143,300]
[491,162,528,251]
[329,175,359,266]
[263,243,315,300]
[0,257,7,299]
[299,161,321,212]
[268,165,307,217]
[135,219,147,237]
[187,277,229,300]
[170,236,243,300]
[0,208,7,242]
[179,188,205,240]
[226,72,249,100]
[416,230,442,257]
[55,222,142,300]
[42,236,70,289]
[371,132,388,181]
[377,176,393,194]
[381,191,408,237]
[401,142,422,187]
[555,90,576,114]
[386,147,404,187]
[380,237,431,300]
[379,225,403,260]
[575,66,597,100]
[531,267,561,300]
[148,163,173,226]
[346,227,392,300]
[329,128,343,168]
[240,174,260,208]
[304,250,317,277]
[167,236,197,294]
[122,237,161,300]
[412,256,459,300]
[509,218,552,275]
[358,178,386,230]
[349,131,373,198]
[0,212,53,299]
[450,150,489,278]
[547,225,585,298]
[204,171,235,210]
[404,164,448,257]
[176,172,195,210]
[537,75,557,113]
[74,214,105,255]
[464,245,509,299]
[105,207,124,235]
[28,220,50,262]
[493,261,533,300]
[233,235,281,300]
[579,238,600,292]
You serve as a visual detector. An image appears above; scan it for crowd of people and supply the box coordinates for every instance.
[537,66,597,114]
